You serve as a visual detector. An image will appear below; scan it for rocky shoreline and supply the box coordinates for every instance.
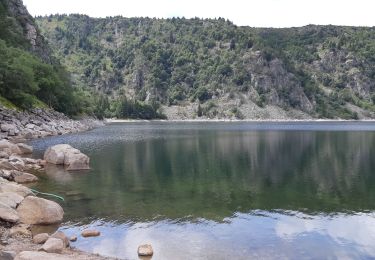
[0,107,114,259]
[0,106,103,142]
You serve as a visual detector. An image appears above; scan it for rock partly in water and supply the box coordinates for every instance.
[69,236,77,242]
[137,244,154,257]
[40,238,64,254]
[51,231,69,248]
[44,144,90,171]
[81,230,100,237]
[33,233,49,244]
[16,196,64,225]
[0,202,19,223]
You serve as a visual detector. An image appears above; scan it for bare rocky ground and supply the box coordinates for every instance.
[161,94,313,120]
[0,107,115,259]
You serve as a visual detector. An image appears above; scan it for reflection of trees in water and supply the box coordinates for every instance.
[39,131,375,222]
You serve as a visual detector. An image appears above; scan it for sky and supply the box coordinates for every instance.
[22,0,375,28]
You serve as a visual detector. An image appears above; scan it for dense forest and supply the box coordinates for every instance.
[1,0,374,119]
[36,14,375,119]
[0,0,88,115]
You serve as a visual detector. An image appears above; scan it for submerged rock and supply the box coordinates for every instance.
[44,144,90,171]
[16,196,64,225]
[81,230,100,237]
[138,244,154,256]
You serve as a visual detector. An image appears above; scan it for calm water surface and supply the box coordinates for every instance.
[30,122,375,259]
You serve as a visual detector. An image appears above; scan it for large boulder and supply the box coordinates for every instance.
[44,144,89,171]
[16,196,64,225]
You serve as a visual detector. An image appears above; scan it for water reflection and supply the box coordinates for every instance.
[30,122,375,259]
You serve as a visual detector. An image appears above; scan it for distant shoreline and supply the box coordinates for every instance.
[106,118,375,123]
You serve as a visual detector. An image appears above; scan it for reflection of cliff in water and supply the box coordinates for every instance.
[33,128,375,223]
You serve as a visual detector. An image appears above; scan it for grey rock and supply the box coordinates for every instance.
[16,143,33,154]
[0,202,19,223]
[17,196,64,225]
[14,172,38,183]
[15,251,72,260]
[138,244,154,256]
[0,182,33,197]
[41,237,64,253]
[0,192,24,208]
[51,231,69,247]
[0,250,16,260]
[33,233,49,244]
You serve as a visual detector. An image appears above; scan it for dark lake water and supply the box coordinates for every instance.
[29,121,375,259]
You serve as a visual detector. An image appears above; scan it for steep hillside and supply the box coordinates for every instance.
[0,0,94,115]
[36,15,375,119]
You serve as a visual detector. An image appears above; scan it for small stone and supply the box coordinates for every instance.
[69,236,77,242]
[40,237,64,253]
[138,244,154,256]
[81,230,100,237]
[51,231,69,247]
[33,233,49,244]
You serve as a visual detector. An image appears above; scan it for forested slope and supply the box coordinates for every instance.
[36,15,375,119]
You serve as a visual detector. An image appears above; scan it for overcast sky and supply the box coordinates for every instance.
[23,0,375,27]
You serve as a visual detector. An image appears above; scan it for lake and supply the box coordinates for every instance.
[30,121,375,259]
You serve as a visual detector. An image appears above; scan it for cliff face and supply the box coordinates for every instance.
[0,0,53,63]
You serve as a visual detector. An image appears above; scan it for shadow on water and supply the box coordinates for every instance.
[29,122,375,259]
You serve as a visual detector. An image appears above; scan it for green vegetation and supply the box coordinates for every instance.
[36,15,375,119]
[1,0,374,119]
